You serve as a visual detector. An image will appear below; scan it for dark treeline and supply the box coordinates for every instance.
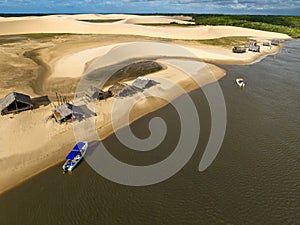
[193,14,300,38]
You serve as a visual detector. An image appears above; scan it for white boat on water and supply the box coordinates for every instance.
[236,78,245,87]
[62,141,88,173]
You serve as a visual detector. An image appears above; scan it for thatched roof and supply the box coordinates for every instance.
[132,77,158,90]
[271,39,280,45]
[232,47,246,53]
[53,103,73,121]
[0,92,33,112]
[118,86,140,97]
[85,86,101,99]
[53,103,86,121]
[248,45,260,52]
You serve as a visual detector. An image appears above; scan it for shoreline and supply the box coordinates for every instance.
[0,14,291,194]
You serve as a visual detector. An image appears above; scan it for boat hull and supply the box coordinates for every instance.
[236,78,245,88]
[62,141,88,173]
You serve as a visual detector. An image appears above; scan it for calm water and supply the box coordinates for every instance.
[0,40,299,225]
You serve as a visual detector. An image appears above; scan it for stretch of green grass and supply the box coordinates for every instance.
[194,15,300,38]
[196,36,249,48]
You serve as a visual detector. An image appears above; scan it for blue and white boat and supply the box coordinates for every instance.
[62,141,88,173]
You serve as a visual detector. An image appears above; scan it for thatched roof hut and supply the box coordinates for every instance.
[85,86,112,100]
[85,86,101,99]
[271,39,280,46]
[108,82,127,96]
[245,40,257,48]
[132,77,158,90]
[248,45,260,52]
[232,47,246,53]
[0,92,33,115]
[52,103,85,123]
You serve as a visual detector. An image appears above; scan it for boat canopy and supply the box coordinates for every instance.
[66,142,86,160]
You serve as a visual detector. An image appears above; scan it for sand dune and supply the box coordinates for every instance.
[0,14,292,194]
[0,14,291,40]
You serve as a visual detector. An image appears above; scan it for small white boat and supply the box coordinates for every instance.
[62,141,88,173]
[236,78,245,88]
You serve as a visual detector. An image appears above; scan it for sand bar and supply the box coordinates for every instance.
[0,14,291,194]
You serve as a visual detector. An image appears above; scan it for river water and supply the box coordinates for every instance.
[0,40,299,225]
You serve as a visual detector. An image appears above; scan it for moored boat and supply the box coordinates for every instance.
[236,78,245,88]
[62,141,88,173]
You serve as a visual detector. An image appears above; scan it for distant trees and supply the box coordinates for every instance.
[194,15,300,38]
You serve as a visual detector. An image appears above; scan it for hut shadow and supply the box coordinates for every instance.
[32,96,51,109]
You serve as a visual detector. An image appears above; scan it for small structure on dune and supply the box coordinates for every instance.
[108,82,127,96]
[85,86,101,100]
[99,90,112,100]
[246,40,260,52]
[132,77,159,90]
[85,86,112,100]
[271,39,280,46]
[108,82,142,98]
[245,40,257,48]
[0,92,33,115]
[52,103,85,123]
[232,47,246,53]
[248,44,260,52]
[263,41,270,46]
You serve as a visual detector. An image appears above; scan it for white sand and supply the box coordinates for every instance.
[0,14,291,40]
[0,14,291,193]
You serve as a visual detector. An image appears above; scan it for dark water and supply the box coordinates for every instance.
[0,40,299,225]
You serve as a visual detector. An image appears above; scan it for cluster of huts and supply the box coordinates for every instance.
[51,77,158,123]
[1,77,160,124]
[232,38,280,54]
[109,77,158,98]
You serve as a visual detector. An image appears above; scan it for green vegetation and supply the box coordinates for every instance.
[137,23,197,27]
[196,36,249,48]
[194,15,300,38]
[0,33,77,44]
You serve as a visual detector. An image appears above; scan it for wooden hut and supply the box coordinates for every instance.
[85,86,101,99]
[52,103,85,123]
[132,77,158,90]
[232,47,246,53]
[85,86,112,100]
[271,39,280,46]
[108,82,127,96]
[245,40,257,48]
[99,90,112,100]
[248,44,260,52]
[0,92,33,115]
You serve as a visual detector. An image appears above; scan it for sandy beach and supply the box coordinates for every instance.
[0,14,291,193]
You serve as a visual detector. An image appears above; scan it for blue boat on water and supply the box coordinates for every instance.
[62,141,88,173]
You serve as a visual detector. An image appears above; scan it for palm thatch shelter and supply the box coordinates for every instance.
[0,92,33,115]
[85,86,101,99]
[232,47,246,53]
[52,103,85,123]
[248,45,260,52]
[132,77,159,90]
[85,86,112,101]
[271,39,280,46]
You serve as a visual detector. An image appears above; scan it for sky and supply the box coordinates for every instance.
[0,0,300,15]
